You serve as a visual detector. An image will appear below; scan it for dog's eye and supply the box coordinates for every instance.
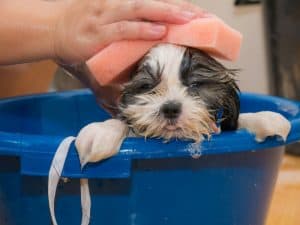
[139,83,152,90]
[189,81,206,88]
[135,82,154,92]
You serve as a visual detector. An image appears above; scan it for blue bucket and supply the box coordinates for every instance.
[0,90,300,225]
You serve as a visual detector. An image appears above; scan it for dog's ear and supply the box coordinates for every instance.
[219,85,240,131]
[58,63,122,116]
[180,48,240,131]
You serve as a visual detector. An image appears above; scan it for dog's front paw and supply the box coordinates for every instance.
[75,119,128,167]
[238,111,291,142]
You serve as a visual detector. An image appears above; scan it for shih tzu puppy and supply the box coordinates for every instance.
[118,44,239,141]
[48,44,291,225]
[69,43,290,166]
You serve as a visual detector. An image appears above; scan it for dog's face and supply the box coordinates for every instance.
[118,44,240,142]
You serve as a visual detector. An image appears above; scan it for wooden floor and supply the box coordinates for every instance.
[266,154,300,225]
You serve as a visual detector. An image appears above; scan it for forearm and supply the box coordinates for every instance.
[0,0,203,66]
[0,0,63,65]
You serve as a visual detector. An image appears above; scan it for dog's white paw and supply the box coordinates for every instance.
[238,111,291,142]
[75,119,128,167]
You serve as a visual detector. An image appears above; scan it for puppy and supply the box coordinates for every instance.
[49,44,291,225]
[74,44,290,165]
[118,44,239,141]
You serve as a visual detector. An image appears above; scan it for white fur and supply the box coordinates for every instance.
[75,119,128,166]
[238,111,291,142]
[147,43,186,87]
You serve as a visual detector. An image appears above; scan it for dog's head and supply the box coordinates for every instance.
[118,44,240,142]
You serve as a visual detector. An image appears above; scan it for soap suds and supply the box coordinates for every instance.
[187,142,202,159]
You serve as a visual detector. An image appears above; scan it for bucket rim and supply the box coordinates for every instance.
[0,89,299,158]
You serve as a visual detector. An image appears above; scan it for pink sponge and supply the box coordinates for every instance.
[86,17,242,85]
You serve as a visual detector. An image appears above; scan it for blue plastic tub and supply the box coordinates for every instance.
[0,90,300,225]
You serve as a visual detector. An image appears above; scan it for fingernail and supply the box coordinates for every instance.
[149,25,166,36]
[178,11,196,21]
[202,12,215,18]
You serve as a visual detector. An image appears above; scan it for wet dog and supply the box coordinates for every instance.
[49,44,291,225]
[58,43,290,165]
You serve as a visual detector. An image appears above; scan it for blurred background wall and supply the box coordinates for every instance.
[191,0,269,94]
[0,61,56,98]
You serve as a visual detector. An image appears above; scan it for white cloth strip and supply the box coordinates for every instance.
[48,136,92,225]
[80,178,91,225]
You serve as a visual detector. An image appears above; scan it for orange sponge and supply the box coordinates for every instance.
[87,17,242,85]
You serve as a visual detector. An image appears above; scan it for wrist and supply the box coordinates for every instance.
[42,1,68,61]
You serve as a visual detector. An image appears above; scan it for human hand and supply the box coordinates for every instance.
[52,0,206,64]
[54,0,206,115]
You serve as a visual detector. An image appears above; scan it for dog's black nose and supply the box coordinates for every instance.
[161,101,182,119]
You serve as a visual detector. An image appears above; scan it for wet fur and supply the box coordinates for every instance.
[118,44,240,142]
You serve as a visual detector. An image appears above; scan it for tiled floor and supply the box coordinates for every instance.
[266,154,300,225]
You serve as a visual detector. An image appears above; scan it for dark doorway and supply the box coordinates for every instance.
[264,0,300,155]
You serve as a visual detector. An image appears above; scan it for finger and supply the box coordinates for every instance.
[157,0,208,15]
[101,0,197,24]
[96,21,166,48]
